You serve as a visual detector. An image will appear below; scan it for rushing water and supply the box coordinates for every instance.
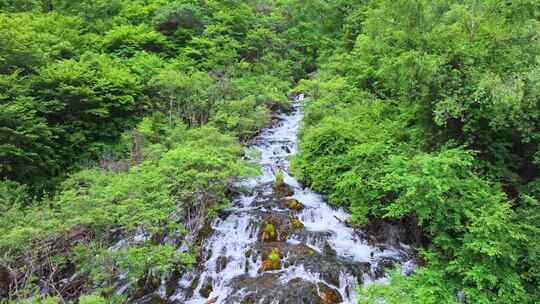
[169,95,415,304]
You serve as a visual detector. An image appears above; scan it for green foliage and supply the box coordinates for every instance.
[0,12,85,73]
[79,294,107,304]
[29,52,141,170]
[149,68,217,127]
[153,1,206,44]
[1,0,302,301]
[0,0,43,12]
[51,0,123,32]
[0,121,253,298]
[291,1,540,303]
[268,248,280,263]
[274,169,285,188]
[211,96,270,141]
[74,243,195,288]
[0,94,57,187]
[102,24,173,57]
[0,180,28,214]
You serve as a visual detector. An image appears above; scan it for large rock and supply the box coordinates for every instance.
[255,241,369,288]
[227,274,325,304]
[258,248,281,272]
[199,278,213,298]
[260,221,278,242]
[286,199,304,211]
[317,282,343,304]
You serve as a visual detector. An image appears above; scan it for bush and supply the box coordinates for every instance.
[102,24,173,57]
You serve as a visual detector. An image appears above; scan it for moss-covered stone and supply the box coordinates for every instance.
[291,217,304,229]
[241,297,255,304]
[260,222,277,242]
[272,170,294,197]
[259,248,281,272]
[217,255,228,272]
[199,278,213,298]
[273,184,294,197]
[286,199,304,210]
[274,169,285,188]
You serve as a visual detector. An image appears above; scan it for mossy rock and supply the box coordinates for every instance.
[274,169,285,187]
[217,255,228,272]
[273,184,294,197]
[196,221,214,247]
[317,282,343,304]
[259,248,281,272]
[291,217,304,230]
[286,199,304,210]
[260,222,277,242]
[272,171,294,198]
[242,298,255,304]
[199,278,213,298]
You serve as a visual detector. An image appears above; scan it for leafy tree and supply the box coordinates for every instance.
[0,0,42,12]
[0,12,85,74]
[102,24,173,57]
[291,1,540,303]
[50,0,123,31]
[30,53,141,162]
[153,1,206,45]
[149,68,219,127]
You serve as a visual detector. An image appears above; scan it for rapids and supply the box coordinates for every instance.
[170,94,415,304]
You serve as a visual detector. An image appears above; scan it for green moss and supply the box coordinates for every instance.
[268,248,280,263]
[287,199,303,210]
[274,169,285,188]
[291,217,304,230]
[259,247,281,272]
[261,222,277,242]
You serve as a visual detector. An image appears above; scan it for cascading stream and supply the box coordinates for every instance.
[171,95,415,304]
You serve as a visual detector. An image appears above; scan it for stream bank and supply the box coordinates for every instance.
[158,95,416,304]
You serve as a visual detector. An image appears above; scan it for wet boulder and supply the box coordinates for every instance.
[286,199,304,211]
[199,278,213,298]
[317,282,343,304]
[290,217,304,230]
[216,256,228,272]
[259,214,293,242]
[272,170,294,198]
[257,241,369,288]
[260,221,277,242]
[227,274,325,304]
[259,248,281,272]
[273,184,294,198]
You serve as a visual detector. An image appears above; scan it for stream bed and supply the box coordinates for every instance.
[169,95,416,304]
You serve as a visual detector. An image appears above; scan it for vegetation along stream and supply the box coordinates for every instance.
[168,95,415,304]
[1,1,539,304]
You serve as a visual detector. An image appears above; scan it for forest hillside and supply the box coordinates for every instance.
[0,1,539,304]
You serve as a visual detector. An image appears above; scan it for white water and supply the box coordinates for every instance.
[170,95,414,304]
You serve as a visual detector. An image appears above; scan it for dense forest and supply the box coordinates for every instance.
[0,0,539,303]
